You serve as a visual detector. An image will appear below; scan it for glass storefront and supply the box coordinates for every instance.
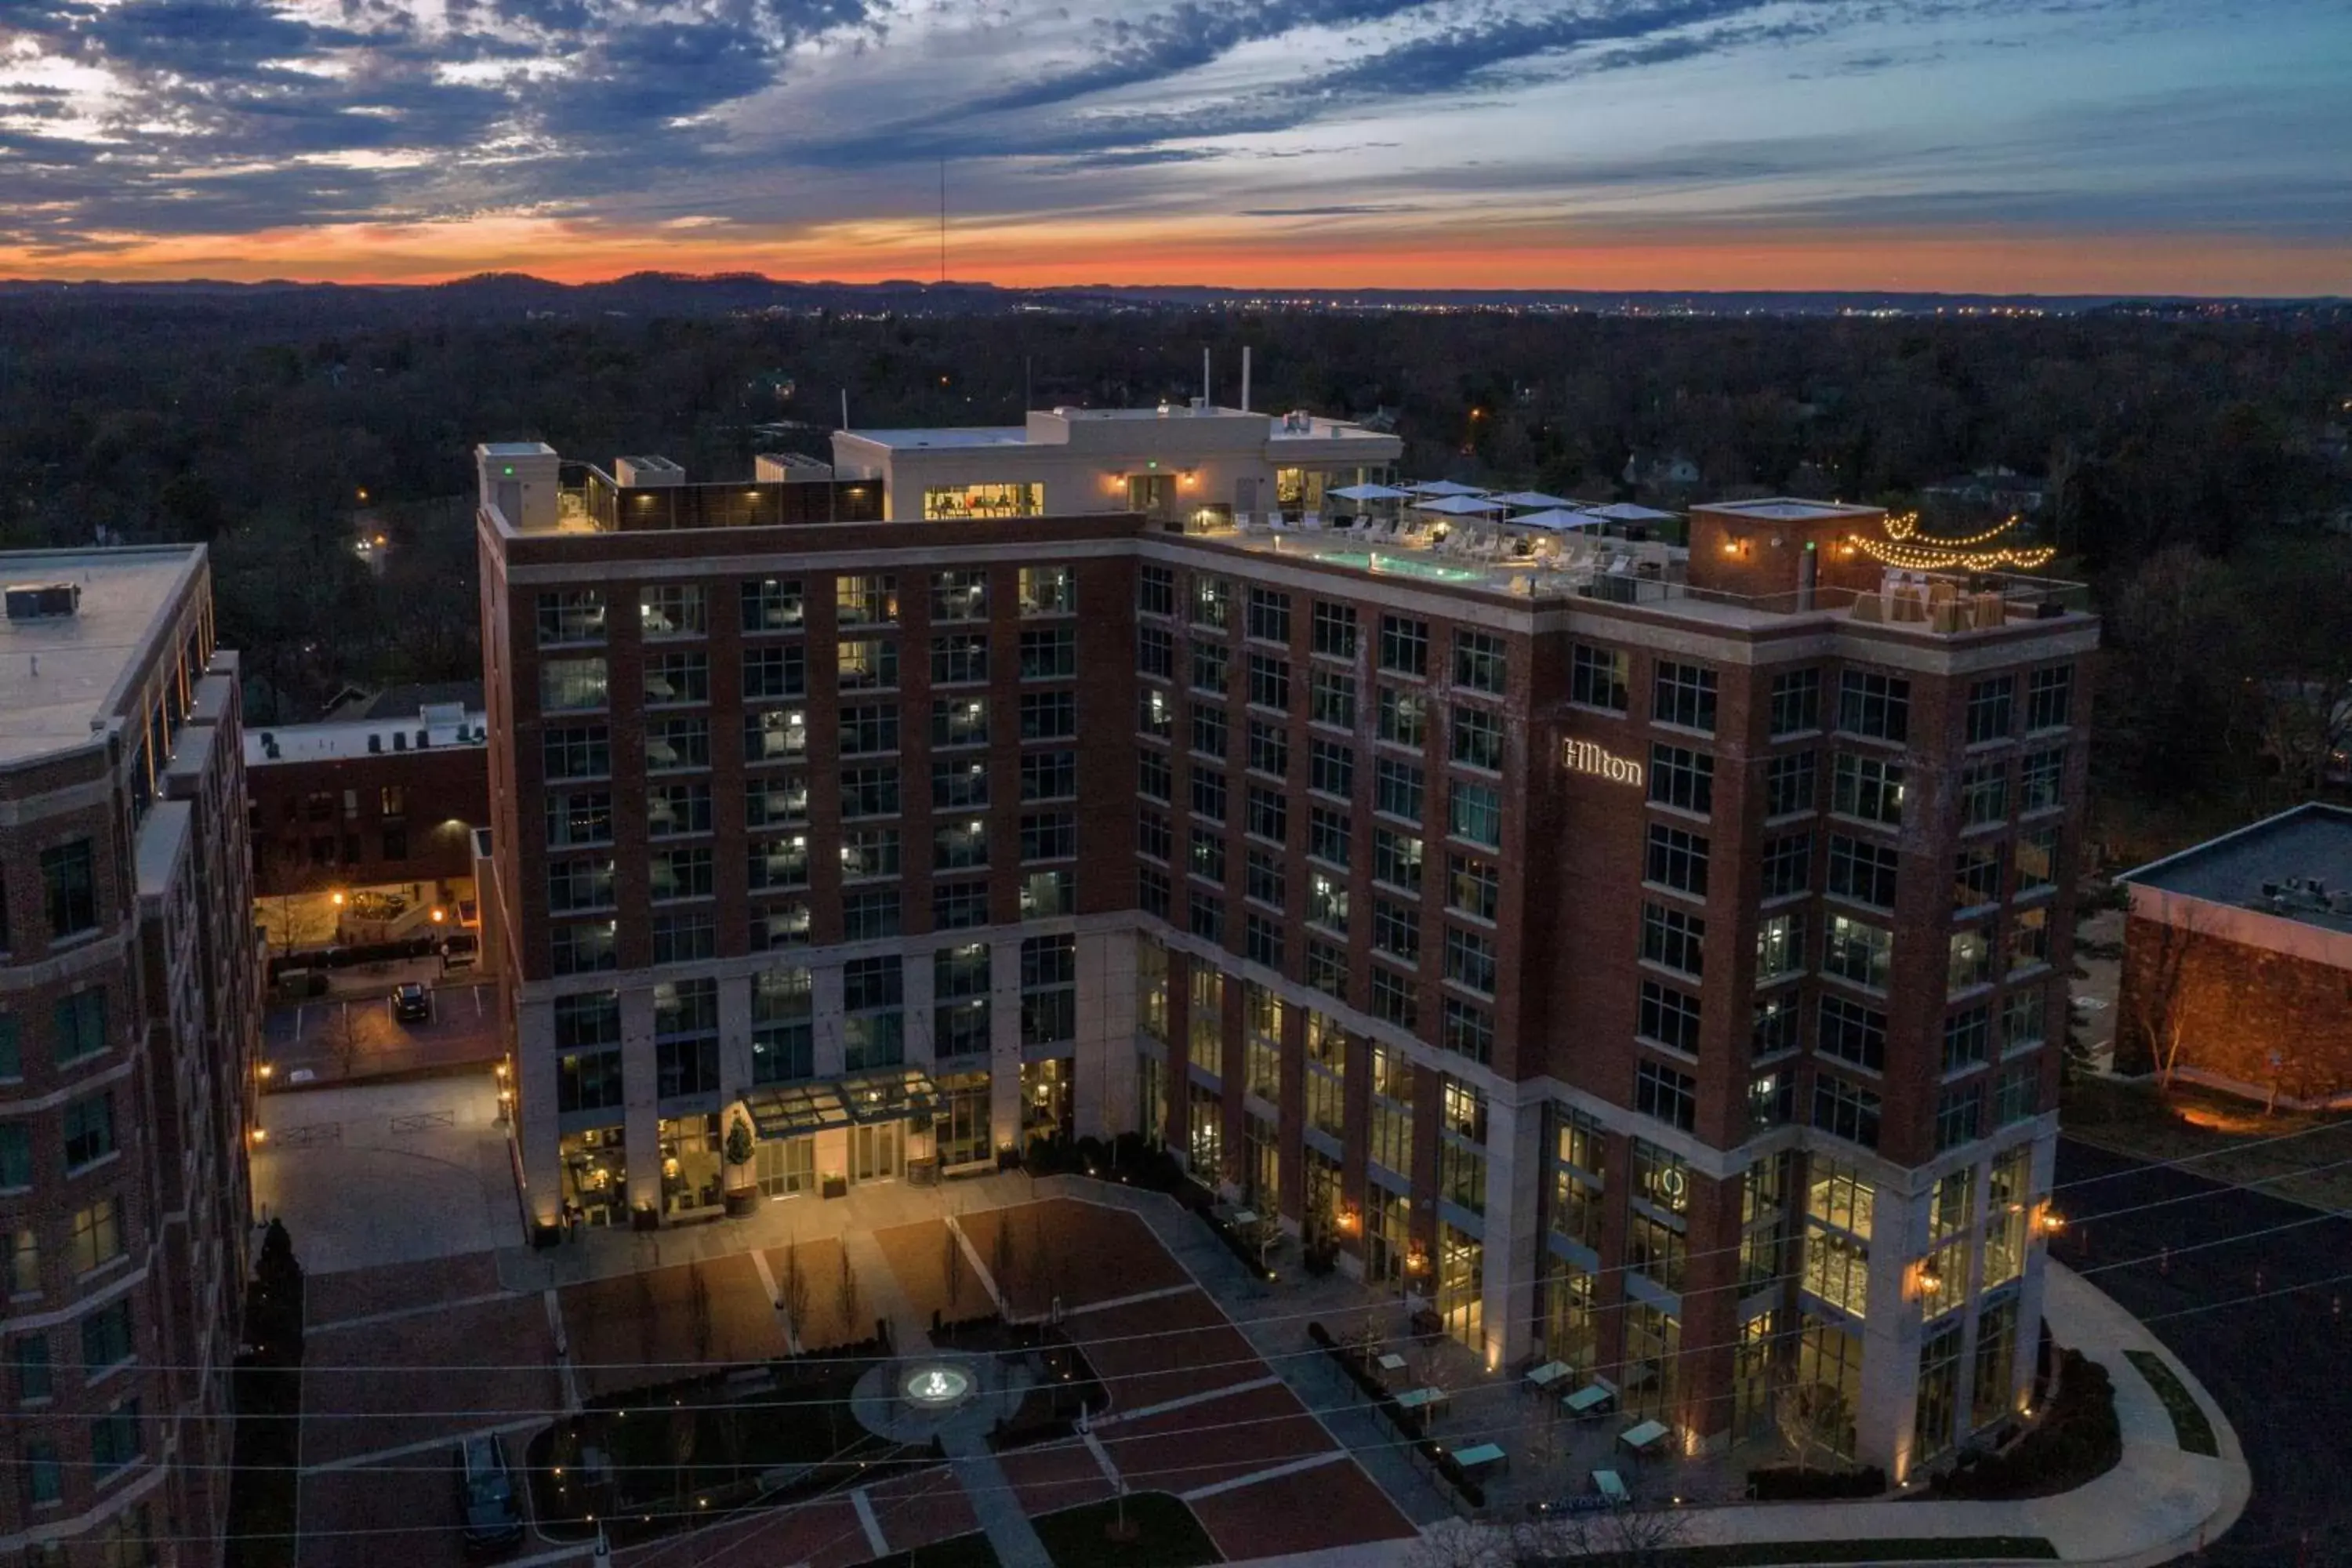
[1438,1223,1484,1348]
[560,1127,627,1227]
[1366,1185,1409,1285]
[1187,1081,1223,1177]
[659,1113,724,1218]
[754,1136,815,1198]
[1539,1254,1598,1370]
[1022,1058,1073,1145]
[937,1070,993,1168]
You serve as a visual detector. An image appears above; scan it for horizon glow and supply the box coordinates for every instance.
[1,0,2347,294]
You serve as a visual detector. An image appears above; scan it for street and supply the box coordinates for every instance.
[2056,1135,2352,1566]
[263,978,503,1087]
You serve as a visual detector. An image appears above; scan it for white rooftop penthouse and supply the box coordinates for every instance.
[830,403,1403,525]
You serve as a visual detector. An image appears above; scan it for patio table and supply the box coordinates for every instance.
[1376,1352,1408,1374]
[1592,1468,1631,1504]
[1562,1381,1614,1417]
[1455,1443,1508,1475]
[1396,1386,1450,1418]
[1523,1360,1572,1392]
[1618,1418,1671,1454]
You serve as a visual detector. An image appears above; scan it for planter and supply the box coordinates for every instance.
[724,1188,760,1218]
[630,1204,660,1232]
[822,1175,849,1200]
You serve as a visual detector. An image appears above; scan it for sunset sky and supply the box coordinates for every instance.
[2,0,2347,292]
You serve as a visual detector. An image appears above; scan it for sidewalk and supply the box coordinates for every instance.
[1235,1261,2249,1568]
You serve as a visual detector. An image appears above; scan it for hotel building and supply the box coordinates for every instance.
[1,550,261,1566]
[476,405,2093,1479]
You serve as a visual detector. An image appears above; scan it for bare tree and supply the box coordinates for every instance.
[317,1004,363,1082]
[1406,1519,1506,1568]
[1515,1503,1697,1566]
[779,1238,811,1350]
[688,1259,713,1363]
[1774,1377,1850,1477]
[835,1249,863,1345]
[991,1214,1018,1312]
[2122,896,2213,1091]
[942,1211,967,1318]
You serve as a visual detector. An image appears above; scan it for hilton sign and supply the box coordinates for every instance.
[1562,739,1644,786]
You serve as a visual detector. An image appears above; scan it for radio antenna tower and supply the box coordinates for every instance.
[938,159,947,285]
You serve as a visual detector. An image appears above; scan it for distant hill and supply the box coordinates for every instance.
[0,273,2342,324]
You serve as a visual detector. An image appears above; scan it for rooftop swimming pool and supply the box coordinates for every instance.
[1308,549,1492,584]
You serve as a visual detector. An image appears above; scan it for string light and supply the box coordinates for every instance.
[1849,510,2056,572]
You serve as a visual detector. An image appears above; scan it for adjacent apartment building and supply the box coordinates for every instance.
[1,550,261,1566]
[476,405,2092,1482]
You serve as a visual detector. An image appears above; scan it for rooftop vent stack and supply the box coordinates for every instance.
[2262,881,2281,898]
[1241,347,1251,413]
[368,733,383,754]
[1203,347,1211,407]
[392,731,407,752]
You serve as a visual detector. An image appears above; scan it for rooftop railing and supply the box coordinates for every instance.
[551,463,885,533]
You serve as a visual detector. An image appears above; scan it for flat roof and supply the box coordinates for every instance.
[249,710,488,765]
[0,546,202,768]
[481,441,557,458]
[838,427,1029,451]
[1700,498,1882,521]
[2122,803,2352,935]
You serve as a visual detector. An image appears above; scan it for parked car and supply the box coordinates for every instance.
[393,982,431,1022]
[454,1434,523,1554]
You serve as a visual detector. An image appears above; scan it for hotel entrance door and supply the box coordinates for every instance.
[851,1122,902,1184]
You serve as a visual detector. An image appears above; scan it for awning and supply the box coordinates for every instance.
[1509,507,1603,532]
[1583,502,1681,522]
[739,1080,852,1140]
[1330,482,1410,502]
[1491,490,1573,510]
[1406,479,1488,497]
[740,1067,946,1140]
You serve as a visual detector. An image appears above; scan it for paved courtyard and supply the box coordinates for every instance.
[253,1073,523,1272]
[290,1178,1424,1566]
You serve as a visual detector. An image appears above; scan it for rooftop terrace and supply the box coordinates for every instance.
[0,546,204,768]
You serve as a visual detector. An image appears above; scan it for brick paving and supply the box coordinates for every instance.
[1100,1381,1332,1495]
[1067,1289,1256,1414]
[763,1236,871,1352]
[557,1252,784,1399]
[296,1457,477,1568]
[301,1294,557,1465]
[305,1249,503,1326]
[873,1216,993,1327]
[1189,1455,1419,1559]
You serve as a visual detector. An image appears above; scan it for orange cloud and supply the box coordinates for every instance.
[6,212,2347,296]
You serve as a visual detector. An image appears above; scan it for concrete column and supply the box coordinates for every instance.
[619,983,661,1217]
[2011,1123,2061,1414]
[1482,1085,1546,1370]
[1078,929,1136,1142]
[811,963,846,1078]
[1856,1175,1928,1479]
[717,972,756,1096]
[517,995,561,1227]
[989,940,1024,1153]
[901,948,936,1067]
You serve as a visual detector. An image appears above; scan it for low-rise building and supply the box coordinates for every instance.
[2116,803,2352,1104]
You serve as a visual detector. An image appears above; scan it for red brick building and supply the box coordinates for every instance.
[476,425,2094,1481]
[244,702,490,902]
[1,548,261,1566]
[2117,803,2352,1105]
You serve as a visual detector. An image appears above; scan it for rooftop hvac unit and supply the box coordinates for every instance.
[392,731,407,751]
[4,582,80,620]
[368,733,383,753]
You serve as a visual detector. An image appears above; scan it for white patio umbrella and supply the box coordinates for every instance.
[1406,479,1489,498]
[1412,493,1508,516]
[1582,502,1681,523]
[1490,490,1573,510]
[1509,507,1602,532]
[1330,482,1410,502]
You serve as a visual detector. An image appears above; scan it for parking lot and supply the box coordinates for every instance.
[263,977,502,1087]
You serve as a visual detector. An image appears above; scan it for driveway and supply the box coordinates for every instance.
[253,1075,523,1273]
[263,979,501,1087]
[2055,1135,2352,1566]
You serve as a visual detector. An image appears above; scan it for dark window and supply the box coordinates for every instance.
[1022,750,1076,802]
[1247,588,1291,644]
[1818,996,1887,1070]
[1570,644,1629,712]
[1638,981,1702,1054]
[1378,615,1429,677]
[1769,669,1822,735]
[1838,670,1911,742]
[1453,630,1507,695]
[1966,677,2015,744]
[1310,739,1354,797]
[1653,661,1718,732]
[1827,835,1900,909]
[1640,905,1705,978]
[1645,825,1708,895]
[40,841,98,939]
[557,1049,624,1112]
[1312,602,1358,658]
[1813,1075,1882,1149]
[1635,1061,1697,1131]
[1648,745,1714,814]
[1138,565,1175,617]
[2025,665,2073,731]
[1247,719,1288,778]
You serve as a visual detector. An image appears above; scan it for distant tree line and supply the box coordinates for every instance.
[1,296,2345,851]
